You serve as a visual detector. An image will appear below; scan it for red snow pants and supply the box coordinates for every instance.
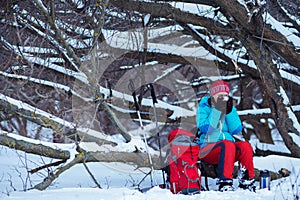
[199,140,254,179]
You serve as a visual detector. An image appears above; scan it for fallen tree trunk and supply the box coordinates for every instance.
[200,162,290,182]
[32,149,290,190]
[0,133,291,190]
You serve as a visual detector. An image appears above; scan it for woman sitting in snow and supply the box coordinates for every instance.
[196,80,256,192]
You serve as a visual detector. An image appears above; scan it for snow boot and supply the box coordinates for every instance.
[217,179,234,192]
[238,178,256,192]
[238,167,256,192]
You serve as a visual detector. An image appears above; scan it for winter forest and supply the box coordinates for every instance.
[0,0,299,199]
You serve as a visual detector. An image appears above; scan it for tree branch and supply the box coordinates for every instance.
[32,0,81,69]
[101,102,132,142]
[178,23,260,78]
[33,153,82,190]
[213,0,300,70]
[109,0,230,34]
[240,34,300,157]
[0,93,117,145]
[29,160,67,174]
[83,162,102,188]
[0,133,70,160]
[92,0,110,48]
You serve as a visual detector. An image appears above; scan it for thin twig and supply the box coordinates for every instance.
[28,160,67,174]
[252,35,297,47]
[83,161,102,189]
[32,154,84,190]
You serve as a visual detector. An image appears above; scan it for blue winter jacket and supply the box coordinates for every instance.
[196,96,242,147]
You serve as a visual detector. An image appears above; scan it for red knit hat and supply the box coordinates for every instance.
[210,80,230,96]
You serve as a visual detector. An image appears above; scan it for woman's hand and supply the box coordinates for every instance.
[213,95,233,114]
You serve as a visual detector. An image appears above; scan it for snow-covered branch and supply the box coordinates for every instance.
[0,132,70,159]
[32,0,81,68]
[0,93,118,145]
[0,36,89,84]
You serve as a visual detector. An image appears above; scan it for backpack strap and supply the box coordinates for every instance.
[194,128,203,143]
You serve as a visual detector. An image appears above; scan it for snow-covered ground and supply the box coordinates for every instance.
[0,145,299,200]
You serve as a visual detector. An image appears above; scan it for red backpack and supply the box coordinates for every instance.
[166,128,202,194]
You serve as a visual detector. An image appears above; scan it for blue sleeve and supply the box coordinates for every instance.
[225,107,242,134]
[196,100,222,134]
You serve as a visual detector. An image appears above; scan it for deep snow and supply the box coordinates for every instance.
[0,145,299,200]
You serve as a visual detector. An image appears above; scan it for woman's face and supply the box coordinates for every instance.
[212,92,229,102]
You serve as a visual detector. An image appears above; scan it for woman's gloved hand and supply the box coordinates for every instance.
[226,96,233,114]
[213,95,233,114]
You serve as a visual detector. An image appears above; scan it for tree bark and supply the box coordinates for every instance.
[201,162,290,182]
[0,133,70,160]
[0,95,118,145]
[213,0,300,70]
[32,147,289,190]
[209,0,300,157]
[0,133,290,190]
[0,95,76,137]
[240,29,300,157]
[110,0,229,34]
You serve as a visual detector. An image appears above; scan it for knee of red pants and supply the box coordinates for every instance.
[200,140,236,179]
[200,140,236,162]
[235,141,254,160]
[236,141,253,154]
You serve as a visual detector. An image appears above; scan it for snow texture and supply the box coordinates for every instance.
[0,144,299,200]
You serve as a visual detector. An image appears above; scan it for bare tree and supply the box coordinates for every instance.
[0,0,299,190]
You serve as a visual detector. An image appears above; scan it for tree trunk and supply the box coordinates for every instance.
[211,0,300,157]
[241,33,300,157]
[0,133,290,190]
[201,162,290,182]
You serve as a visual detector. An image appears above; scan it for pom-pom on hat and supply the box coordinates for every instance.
[210,80,230,96]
